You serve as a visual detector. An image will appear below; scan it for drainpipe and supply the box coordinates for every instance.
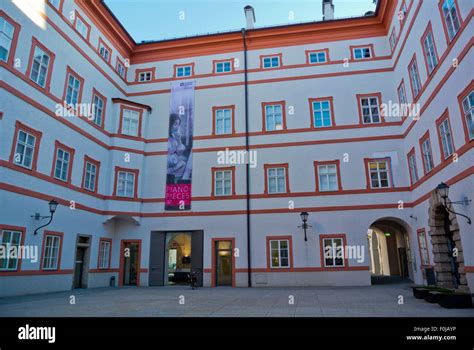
[241,28,252,287]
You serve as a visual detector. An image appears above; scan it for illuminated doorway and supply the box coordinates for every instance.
[165,232,192,285]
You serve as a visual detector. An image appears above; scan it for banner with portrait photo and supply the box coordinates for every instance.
[165,81,195,210]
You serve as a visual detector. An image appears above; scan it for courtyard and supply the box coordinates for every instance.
[0,282,473,317]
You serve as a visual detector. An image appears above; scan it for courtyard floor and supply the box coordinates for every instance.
[1,282,473,317]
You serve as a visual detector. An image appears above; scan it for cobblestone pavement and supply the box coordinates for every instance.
[1,283,473,317]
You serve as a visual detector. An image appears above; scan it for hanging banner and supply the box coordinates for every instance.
[165,81,195,210]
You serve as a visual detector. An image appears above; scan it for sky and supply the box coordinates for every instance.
[104,0,377,42]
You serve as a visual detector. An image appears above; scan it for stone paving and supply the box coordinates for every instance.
[1,283,473,317]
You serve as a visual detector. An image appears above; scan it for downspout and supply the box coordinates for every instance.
[241,28,252,287]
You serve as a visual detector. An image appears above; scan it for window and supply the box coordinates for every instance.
[0,14,18,64]
[175,64,193,77]
[440,0,461,42]
[315,161,340,192]
[116,59,126,79]
[358,94,381,124]
[408,56,422,98]
[120,108,141,137]
[214,60,232,73]
[263,102,285,131]
[52,141,74,183]
[322,236,345,267]
[407,148,419,185]
[29,46,51,87]
[138,71,152,82]
[460,89,474,141]
[115,168,137,198]
[63,67,84,107]
[417,229,430,266]
[389,28,397,51]
[41,233,62,270]
[269,239,290,268]
[421,24,438,75]
[397,80,407,105]
[213,168,234,196]
[83,156,99,192]
[310,98,333,128]
[10,121,42,170]
[265,165,288,194]
[367,159,391,189]
[352,46,372,60]
[13,129,36,169]
[98,39,111,63]
[98,239,111,269]
[92,89,105,127]
[213,106,234,135]
[437,114,455,159]
[420,132,434,174]
[307,50,328,64]
[74,12,90,40]
[0,229,22,271]
[261,55,281,68]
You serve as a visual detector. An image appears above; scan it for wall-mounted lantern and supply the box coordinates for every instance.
[32,199,59,235]
[436,182,471,224]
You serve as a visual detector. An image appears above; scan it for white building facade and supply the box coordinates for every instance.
[0,0,473,297]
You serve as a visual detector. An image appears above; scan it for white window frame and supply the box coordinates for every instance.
[74,16,88,39]
[121,109,140,137]
[461,91,474,140]
[0,230,22,271]
[176,65,192,77]
[264,104,283,131]
[14,130,36,169]
[65,73,81,106]
[409,60,422,97]
[368,160,390,189]
[353,47,372,60]
[421,139,434,173]
[360,96,381,124]
[30,46,51,88]
[267,167,286,194]
[92,94,104,127]
[398,83,407,105]
[269,239,289,268]
[215,61,232,73]
[215,108,232,135]
[54,148,71,182]
[418,231,430,266]
[84,161,97,191]
[312,100,332,127]
[441,0,461,41]
[309,51,327,64]
[438,119,454,159]
[42,234,60,270]
[117,61,126,78]
[423,30,438,74]
[98,240,111,269]
[0,16,15,63]
[408,153,419,184]
[323,237,345,267]
[138,71,152,82]
[262,55,280,68]
[117,171,135,198]
[389,30,397,51]
[214,170,232,196]
[318,164,338,192]
[99,43,110,62]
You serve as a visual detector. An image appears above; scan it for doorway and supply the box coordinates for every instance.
[148,231,203,287]
[73,235,91,289]
[213,239,234,287]
[120,240,141,286]
[367,218,413,284]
